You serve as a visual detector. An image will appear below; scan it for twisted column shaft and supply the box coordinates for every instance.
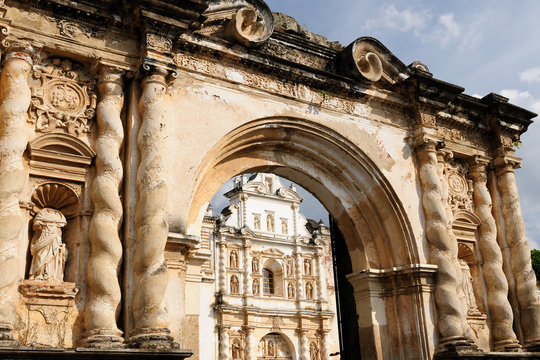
[244,326,256,360]
[415,141,470,348]
[295,250,304,300]
[130,69,172,348]
[495,159,540,350]
[219,326,230,360]
[218,240,227,293]
[470,162,520,351]
[243,243,252,296]
[298,330,309,360]
[320,330,330,360]
[0,43,34,346]
[316,251,326,302]
[84,70,124,347]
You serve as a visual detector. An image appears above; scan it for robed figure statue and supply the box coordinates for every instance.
[29,208,67,282]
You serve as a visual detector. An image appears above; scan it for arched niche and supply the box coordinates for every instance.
[28,182,81,283]
[257,332,293,359]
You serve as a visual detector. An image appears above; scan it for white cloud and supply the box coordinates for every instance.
[364,5,471,48]
[519,67,540,83]
[500,89,540,113]
[364,5,431,35]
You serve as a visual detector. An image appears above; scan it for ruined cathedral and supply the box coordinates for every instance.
[0,0,538,359]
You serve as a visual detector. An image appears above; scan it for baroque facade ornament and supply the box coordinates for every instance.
[29,57,97,135]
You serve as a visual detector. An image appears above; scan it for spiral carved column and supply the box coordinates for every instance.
[244,325,256,360]
[219,325,230,360]
[469,160,521,352]
[319,330,330,360]
[298,329,309,360]
[243,242,252,296]
[84,69,125,348]
[295,250,304,300]
[495,157,540,351]
[130,67,172,349]
[0,41,35,347]
[218,239,227,294]
[315,251,326,302]
[414,140,472,351]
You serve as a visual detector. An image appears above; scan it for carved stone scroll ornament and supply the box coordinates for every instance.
[226,4,273,47]
[29,208,67,282]
[0,40,37,346]
[413,138,475,352]
[469,160,520,351]
[29,57,97,136]
[131,65,173,349]
[338,39,384,83]
[495,156,540,351]
[84,69,124,348]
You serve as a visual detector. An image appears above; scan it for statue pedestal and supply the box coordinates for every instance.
[18,281,78,347]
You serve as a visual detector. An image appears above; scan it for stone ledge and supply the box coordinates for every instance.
[0,347,193,359]
[434,351,540,359]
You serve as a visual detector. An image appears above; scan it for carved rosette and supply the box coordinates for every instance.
[84,68,124,348]
[469,160,520,351]
[495,156,540,350]
[0,40,37,346]
[29,57,97,136]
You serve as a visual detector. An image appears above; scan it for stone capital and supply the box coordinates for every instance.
[494,155,521,176]
[2,38,41,66]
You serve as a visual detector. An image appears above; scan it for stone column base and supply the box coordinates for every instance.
[494,339,522,353]
[435,337,482,359]
[129,328,175,350]
[0,323,19,347]
[83,329,124,349]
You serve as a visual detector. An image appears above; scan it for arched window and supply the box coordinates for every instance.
[263,268,274,295]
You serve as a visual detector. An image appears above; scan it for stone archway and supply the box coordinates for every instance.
[187,117,433,359]
[257,333,293,359]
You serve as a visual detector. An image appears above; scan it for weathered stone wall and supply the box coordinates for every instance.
[0,1,537,359]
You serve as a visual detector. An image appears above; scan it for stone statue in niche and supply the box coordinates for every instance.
[254,215,261,230]
[267,215,274,232]
[306,282,313,299]
[281,220,288,234]
[252,257,259,273]
[304,259,311,275]
[29,208,67,282]
[231,340,241,359]
[287,282,295,299]
[253,279,260,295]
[459,259,481,316]
[230,250,238,268]
[286,261,293,277]
[230,275,239,294]
[268,340,275,356]
[310,342,319,360]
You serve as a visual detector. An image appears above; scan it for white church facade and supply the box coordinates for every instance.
[199,174,340,359]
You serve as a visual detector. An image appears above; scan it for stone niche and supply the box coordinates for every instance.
[17,130,95,347]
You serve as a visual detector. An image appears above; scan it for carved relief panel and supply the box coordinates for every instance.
[29,56,97,136]
[444,159,473,214]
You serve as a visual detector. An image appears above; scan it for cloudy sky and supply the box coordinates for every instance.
[212,1,540,249]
